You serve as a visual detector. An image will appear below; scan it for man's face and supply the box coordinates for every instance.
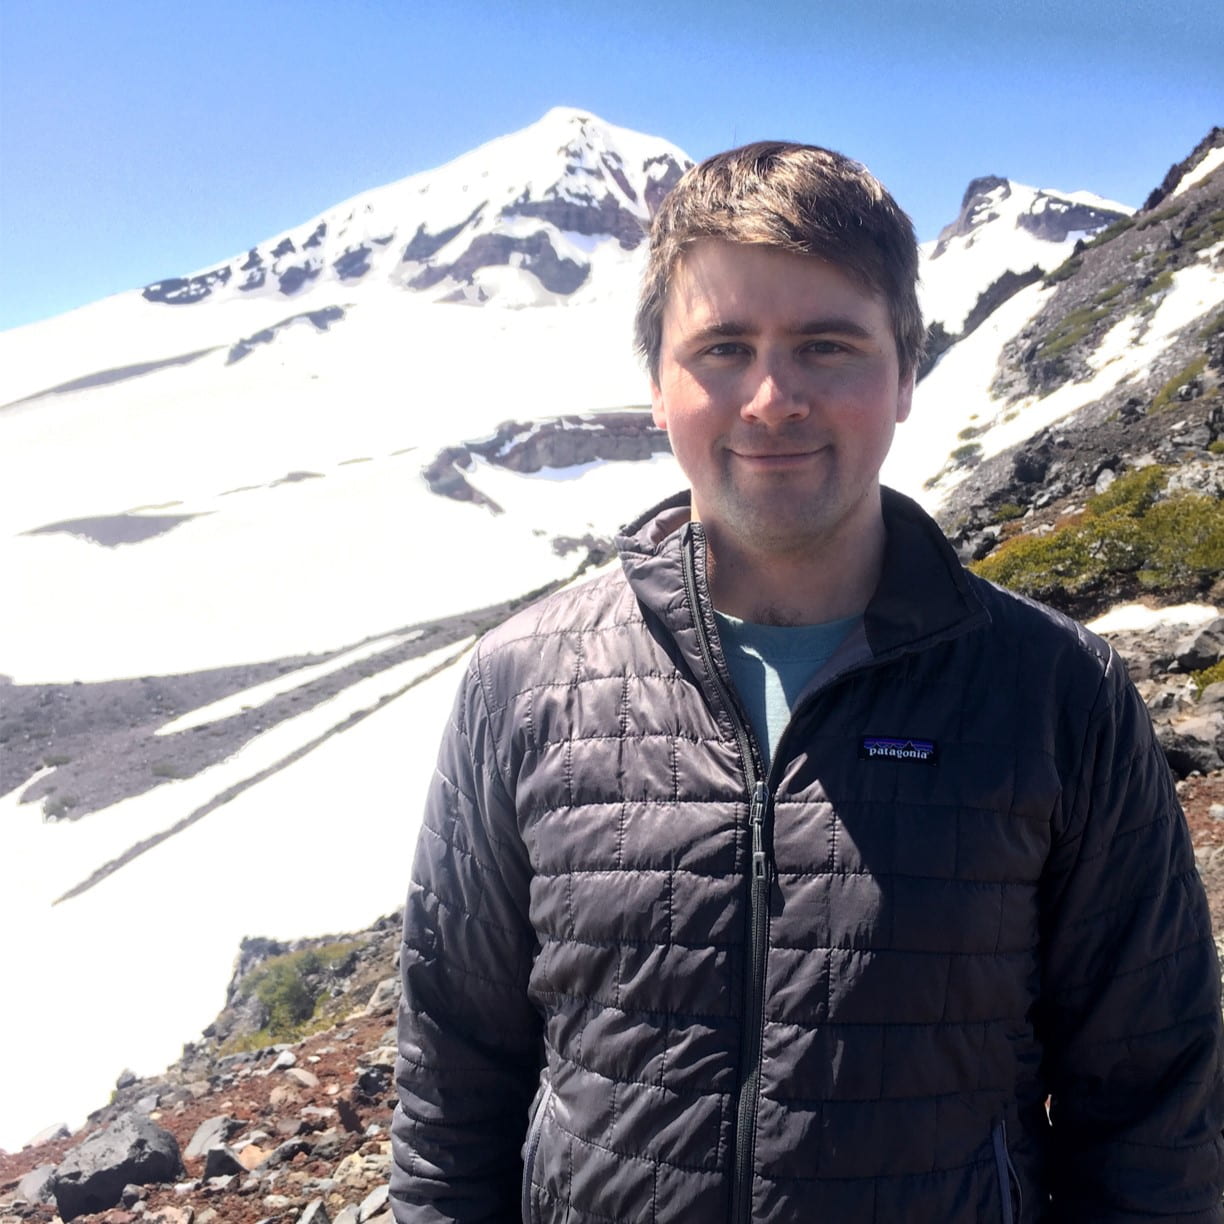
[651,239,912,563]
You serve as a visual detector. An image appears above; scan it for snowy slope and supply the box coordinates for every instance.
[0,108,690,407]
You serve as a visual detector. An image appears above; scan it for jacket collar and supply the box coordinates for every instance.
[616,487,989,659]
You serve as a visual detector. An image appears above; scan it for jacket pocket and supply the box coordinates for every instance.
[991,1119,1022,1224]
[521,1077,554,1224]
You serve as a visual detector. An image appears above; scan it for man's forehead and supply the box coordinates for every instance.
[663,239,886,328]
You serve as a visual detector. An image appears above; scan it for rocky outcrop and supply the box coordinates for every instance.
[0,925,406,1224]
[49,1114,183,1220]
[226,306,346,364]
[1143,126,1224,211]
[1015,192,1129,243]
[421,411,670,508]
[931,176,1011,255]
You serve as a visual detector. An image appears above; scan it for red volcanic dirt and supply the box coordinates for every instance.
[0,1010,396,1223]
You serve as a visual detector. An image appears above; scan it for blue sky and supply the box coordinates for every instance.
[1,0,1220,332]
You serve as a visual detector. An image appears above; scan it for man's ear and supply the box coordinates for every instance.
[650,381,668,430]
[896,373,914,425]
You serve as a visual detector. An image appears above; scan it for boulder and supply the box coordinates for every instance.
[364,978,399,1015]
[202,1144,244,1178]
[51,1113,183,1221]
[358,1184,390,1220]
[184,1115,241,1161]
[1157,714,1224,777]
[1174,618,1224,671]
[300,1199,331,1224]
[25,1121,70,1146]
[15,1163,56,1204]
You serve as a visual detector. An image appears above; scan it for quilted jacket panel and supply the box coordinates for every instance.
[392,489,1224,1223]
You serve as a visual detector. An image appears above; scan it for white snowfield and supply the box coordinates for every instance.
[0,108,1214,1151]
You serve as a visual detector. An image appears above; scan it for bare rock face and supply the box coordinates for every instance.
[51,1113,183,1221]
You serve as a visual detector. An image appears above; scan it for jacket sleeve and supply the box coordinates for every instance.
[1038,651,1224,1221]
[390,650,542,1223]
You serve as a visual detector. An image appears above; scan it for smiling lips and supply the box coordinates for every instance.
[730,444,827,464]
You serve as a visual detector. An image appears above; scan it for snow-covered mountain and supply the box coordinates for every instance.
[919,175,1131,335]
[143,106,690,311]
[4,109,1222,1158]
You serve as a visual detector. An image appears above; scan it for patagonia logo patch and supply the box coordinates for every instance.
[859,736,939,764]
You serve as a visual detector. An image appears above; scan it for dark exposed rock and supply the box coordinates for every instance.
[503,192,645,250]
[962,265,1045,336]
[1012,445,1051,484]
[303,222,328,249]
[271,237,296,258]
[142,266,232,306]
[202,1144,244,1178]
[51,1114,183,1221]
[277,263,321,295]
[931,176,1011,256]
[410,230,588,295]
[401,205,484,263]
[1143,127,1224,211]
[227,306,345,363]
[1016,193,1128,243]
[421,412,670,506]
[333,247,372,280]
[643,154,689,215]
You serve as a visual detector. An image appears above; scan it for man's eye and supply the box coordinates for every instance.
[804,339,844,355]
[705,342,746,357]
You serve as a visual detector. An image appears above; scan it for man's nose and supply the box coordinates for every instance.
[742,356,810,425]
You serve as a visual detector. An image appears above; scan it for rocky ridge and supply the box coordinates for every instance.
[0,919,406,1224]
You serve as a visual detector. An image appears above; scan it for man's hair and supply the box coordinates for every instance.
[635,142,924,381]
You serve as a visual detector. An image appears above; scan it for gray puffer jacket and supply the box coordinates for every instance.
[392,489,1224,1223]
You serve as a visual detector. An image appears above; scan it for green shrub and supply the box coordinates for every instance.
[1183,209,1224,253]
[229,941,363,1050]
[1034,304,1112,361]
[1208,440,1224,455]
[1085,464,1168,517]
[1194,660,1224,694]
[992,502,1025,523]
[950,442,982,466]
[1085,215,1137,249]
[1137,202,1187,230]
[1200,312,1224,342]
[1043,254,1082,287]
[1151,357,1207,413]
[971,465,1224,612]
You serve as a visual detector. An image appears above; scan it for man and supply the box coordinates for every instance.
[391,143,1224,1222]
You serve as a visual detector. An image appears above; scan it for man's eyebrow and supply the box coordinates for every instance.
[685,318,875,342]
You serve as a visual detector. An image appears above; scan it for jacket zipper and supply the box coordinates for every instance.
[521,1078,554,1224]
[991,1119,1021,1224]
[681,526,767,1224]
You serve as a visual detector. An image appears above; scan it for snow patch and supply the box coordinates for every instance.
[1172,146,1224,199]
[1087,603,1219,634]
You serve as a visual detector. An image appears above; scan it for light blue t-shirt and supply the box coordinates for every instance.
[715,612,860,774]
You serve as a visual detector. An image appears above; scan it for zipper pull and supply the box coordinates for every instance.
[751,781,768,881]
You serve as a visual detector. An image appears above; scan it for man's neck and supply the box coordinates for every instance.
[699,505,886,627]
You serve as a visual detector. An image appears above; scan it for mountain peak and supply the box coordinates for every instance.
[139,109,692,312]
